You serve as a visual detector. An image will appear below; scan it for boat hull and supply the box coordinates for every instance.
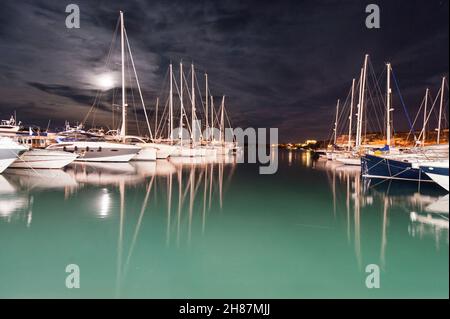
[47,142,140,162]
[9,150,77,169]
[146,143,176,159]
[132,145,157,161]
[361,154,432,182]
[0,138,28,173]
[420,165,449,191]
[335,157,360,166]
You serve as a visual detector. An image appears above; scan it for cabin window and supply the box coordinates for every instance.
[111,149,118,152]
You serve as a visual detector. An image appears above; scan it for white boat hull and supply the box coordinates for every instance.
[9,150,77,169]
[0,137,28,173]
[336,157,361,166]
[425,172,449,191]
[172,145,207,157]
[132,144,157,161]
[0,158,17,173]
[46,141,140,162]
[146,143,176,159]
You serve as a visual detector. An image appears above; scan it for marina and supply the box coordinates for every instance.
[0,1,448,302]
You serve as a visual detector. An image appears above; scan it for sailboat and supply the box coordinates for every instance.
[419,161,449,191]
[105,11,159,161]
[362,76,449,182]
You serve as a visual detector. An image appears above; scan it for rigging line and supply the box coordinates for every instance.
[126,48,141,137]
[156,98,169,139]
[366,83,384,136]
[406,94,426,142]
[180,69,193,135]
[391,68,416,139]
[367,61,388,134]
[335,85,352,142]
[366,64,386,133]
[83,17,120,126]
[124,29,153,139]
[424,89,441,135]
[155,69,170,138]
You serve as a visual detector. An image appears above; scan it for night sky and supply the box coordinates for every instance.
[0,0,448,142]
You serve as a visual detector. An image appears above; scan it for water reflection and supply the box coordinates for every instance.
[314,157,449,270]
[0,155,238,296]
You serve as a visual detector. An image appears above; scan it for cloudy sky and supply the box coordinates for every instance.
[0,0,448,141]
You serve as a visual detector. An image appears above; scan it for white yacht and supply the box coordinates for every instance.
[9,149,78,169]
[0,137,27,173]
[0,116,21,134]
[46,140,141,162]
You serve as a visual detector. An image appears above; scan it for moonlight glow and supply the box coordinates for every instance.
[96,73,115,90]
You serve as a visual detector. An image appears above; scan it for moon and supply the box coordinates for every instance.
[96,73,115,90]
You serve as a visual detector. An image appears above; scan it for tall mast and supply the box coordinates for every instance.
[422,88,428,145]
[120,11,126,138]
[437,76,445,144]
[357,54,369,148]
[333,99,340,145]
[355,68,364,147]
[386,63,392,147]
[169,63,173,142]
[155,97,159,139]
[210,96,214,141]
[205,73,209,140]
[179,61,184,146]
[220,96,225,143]
[348,78,355,150]
[191,63,196,142]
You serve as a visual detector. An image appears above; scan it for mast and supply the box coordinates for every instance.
[210,95,214,141]
[205,73,209,141]
[357,54,368,148]
[355,68,364,147]
[220,96,225,143]
[169,63,173,142]
[348,78,355,150]
[179,61,184,146]
[333,99,340,145]
[120,11,126,138]
[191,63,196,142]
[422,88,428,145]
[155,97,159,139]
[437,76,445,144]
[386,63,392,147]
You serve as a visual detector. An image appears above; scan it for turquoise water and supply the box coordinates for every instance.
[0,150,448,298]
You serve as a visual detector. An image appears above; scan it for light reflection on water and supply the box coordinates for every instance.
[0,150,448,298]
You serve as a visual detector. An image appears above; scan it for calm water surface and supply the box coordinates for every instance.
[0,150,448,298]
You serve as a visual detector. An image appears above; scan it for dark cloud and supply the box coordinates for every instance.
[0,0,448,142]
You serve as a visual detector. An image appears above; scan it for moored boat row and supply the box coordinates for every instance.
[317,54,449,191]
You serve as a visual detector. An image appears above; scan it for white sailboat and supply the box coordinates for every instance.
[115,11,158,161]
[419,160,449,191]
